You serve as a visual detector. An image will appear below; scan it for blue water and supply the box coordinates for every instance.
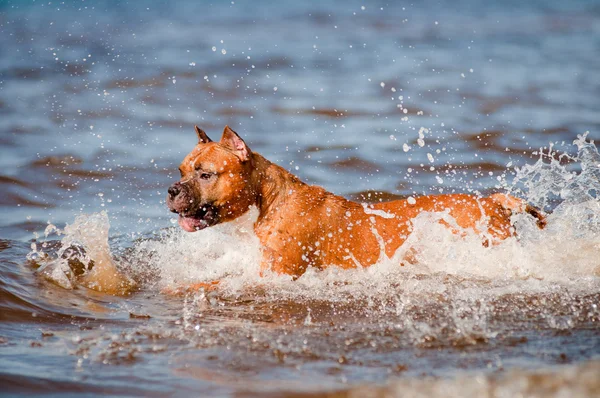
[0,1,599,396]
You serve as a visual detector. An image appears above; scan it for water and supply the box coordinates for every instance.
[1,1,600,396]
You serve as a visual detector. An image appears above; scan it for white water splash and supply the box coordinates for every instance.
[133,208,262,291]
[140,134,599,300]
[508,132,600,210]
[362,203,396,219]
[346,360,600,398]
[31,134,600,301]
[29,211,133,294]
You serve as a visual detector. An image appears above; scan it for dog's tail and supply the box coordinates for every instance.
[489,193,547,229]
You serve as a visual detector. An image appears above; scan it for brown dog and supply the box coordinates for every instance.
[167,126,545,282]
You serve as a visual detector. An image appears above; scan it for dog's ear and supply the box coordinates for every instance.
[194,125,212,144]
[220,125,251,162]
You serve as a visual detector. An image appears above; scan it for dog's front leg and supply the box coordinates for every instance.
[259,244,310,278]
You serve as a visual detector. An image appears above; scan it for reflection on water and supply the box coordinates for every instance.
[1,0,599,396]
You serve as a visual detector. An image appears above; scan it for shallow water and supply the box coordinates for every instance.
[1,1,600,396]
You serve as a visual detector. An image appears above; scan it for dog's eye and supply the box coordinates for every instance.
[200,172,213,180]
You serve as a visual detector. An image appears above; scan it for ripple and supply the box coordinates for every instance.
[0,175,30,188]
[30,155,83,168]
[329,156,380,172]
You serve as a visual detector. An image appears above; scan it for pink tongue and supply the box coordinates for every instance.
[178,216,203,232]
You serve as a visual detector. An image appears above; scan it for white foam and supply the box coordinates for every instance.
[134,208,262,291]
[362,203,396,219]
[32,134,600,301]
[347,360,600,398]
[31,211,133,294]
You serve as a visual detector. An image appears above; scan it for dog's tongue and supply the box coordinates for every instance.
[178,216,206,232]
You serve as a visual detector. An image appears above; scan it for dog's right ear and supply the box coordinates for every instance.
[220,125,251,162]
[194,125,212,144]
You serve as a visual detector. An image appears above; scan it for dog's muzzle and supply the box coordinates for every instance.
[167,182,218,232]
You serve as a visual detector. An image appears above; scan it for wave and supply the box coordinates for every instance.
[326,360,600,398]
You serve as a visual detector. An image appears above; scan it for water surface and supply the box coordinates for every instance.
[1,1,599,396]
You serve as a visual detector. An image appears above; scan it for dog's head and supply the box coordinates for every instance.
[167,125,256,232]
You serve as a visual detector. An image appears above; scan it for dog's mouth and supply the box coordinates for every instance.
[177,205,218,232]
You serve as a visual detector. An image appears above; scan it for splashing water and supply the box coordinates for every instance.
[133,208,262,292]
[28,211,134,294]
[30,135,600,300]
[509,132,600,209]
[17,135,600,396]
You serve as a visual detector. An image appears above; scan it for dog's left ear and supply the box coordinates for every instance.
[195,125,212,144]
[220,125,251,162]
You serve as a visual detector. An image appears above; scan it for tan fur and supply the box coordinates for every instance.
[166,126,546,284]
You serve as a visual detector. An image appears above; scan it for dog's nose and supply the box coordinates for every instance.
[168,183,181,198]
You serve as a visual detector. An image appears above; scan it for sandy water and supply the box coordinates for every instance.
[1,1,599,396]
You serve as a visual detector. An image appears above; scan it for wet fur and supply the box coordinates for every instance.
[167,126,546,281]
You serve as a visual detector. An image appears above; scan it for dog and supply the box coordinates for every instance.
[166,125,545,287]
